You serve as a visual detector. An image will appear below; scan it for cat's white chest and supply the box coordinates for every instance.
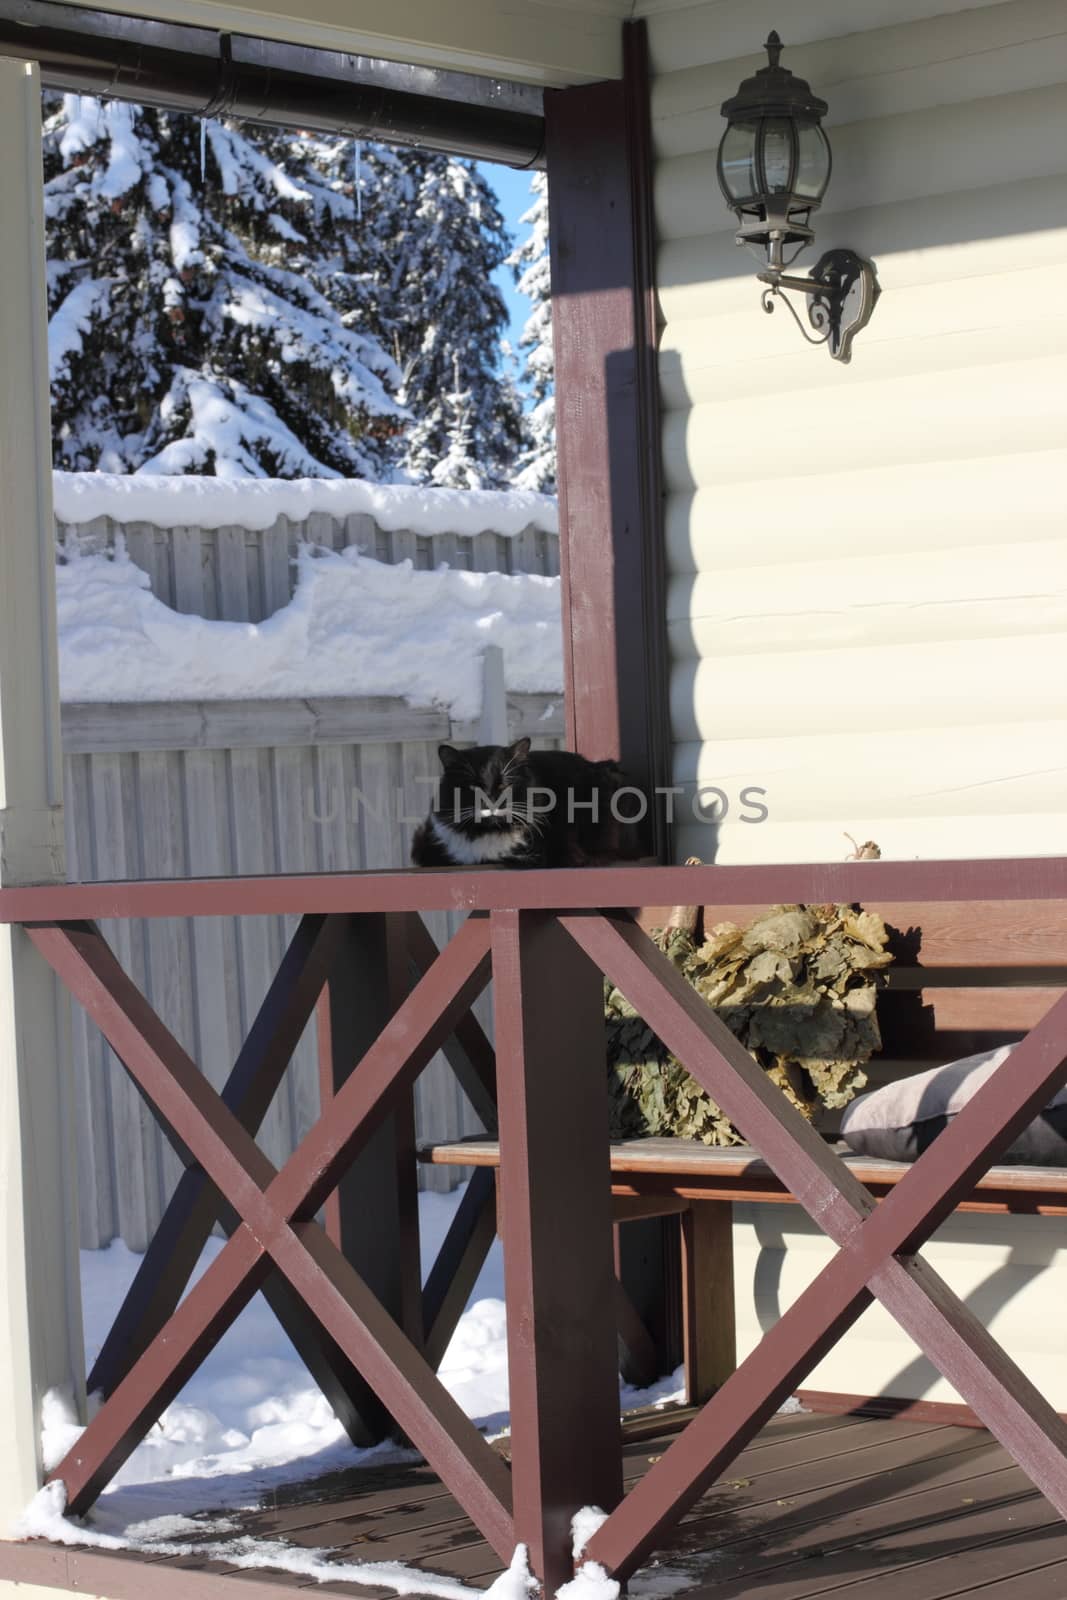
[431,816,528,863]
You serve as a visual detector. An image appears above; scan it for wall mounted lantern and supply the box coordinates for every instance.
[717,32,879,362]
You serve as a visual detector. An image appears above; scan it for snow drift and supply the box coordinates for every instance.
[53,470,558,537]
[57,540,562,716]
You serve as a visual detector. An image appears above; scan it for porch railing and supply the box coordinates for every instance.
[2,857,1066,1592]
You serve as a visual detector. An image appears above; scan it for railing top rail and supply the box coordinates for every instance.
[1,857,1065,923]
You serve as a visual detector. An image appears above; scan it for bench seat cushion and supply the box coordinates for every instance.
[840,1042,1067,1165]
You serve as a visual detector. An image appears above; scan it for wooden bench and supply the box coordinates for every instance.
[422,893,1067,1417]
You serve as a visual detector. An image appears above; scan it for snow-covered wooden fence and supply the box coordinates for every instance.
[55,514,560,620]
[54,474,560,623]
[62,691,563,1250]
[52,477,563,1250]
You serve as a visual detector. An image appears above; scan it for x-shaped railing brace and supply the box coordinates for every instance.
[86,909,501,1433]
[30,913,516,1556]
[85,914,357,1414]
[28,905,1067,1590]
[564,914,1067,1579]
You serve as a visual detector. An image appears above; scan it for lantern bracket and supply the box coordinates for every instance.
[757,247,879,363]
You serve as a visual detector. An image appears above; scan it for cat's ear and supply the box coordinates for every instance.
[438,744,460,768]
[507,737,532,762]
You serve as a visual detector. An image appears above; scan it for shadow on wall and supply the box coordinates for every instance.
[749,1207,1059,1403]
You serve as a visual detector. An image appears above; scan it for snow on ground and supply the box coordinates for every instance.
[22,1185,690,1598]
[53,471,559,536]
[56,541,561,716]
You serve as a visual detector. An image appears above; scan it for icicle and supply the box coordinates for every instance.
[200,118,206,181]
[354,139,363,221]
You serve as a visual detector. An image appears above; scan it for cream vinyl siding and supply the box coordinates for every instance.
[644,0,1067,1410]
[731,1205,1067,1408]
[646,0,1067,866]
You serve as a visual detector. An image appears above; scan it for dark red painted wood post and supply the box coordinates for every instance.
[317,912,423,1439]
[492,910,623,1593]
[545,16,678,1380]
[544,19,669,842]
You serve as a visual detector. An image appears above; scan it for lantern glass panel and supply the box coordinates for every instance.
[794,122,831,200]
[760,118,796,193]
[719,121,758,202]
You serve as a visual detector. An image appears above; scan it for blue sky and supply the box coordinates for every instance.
[479,160,539,356]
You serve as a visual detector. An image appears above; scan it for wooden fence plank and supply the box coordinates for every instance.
[400,741,436,865]
[62,513,110,555]
[512,524,542,574]
[343,511,377,554]
[391,528,418,566]
[137,749,197,1207]
[357,741,401,871]
[202,700,318,749]
[228,745,290,1168]
[124,522,170,605]
[216,525,250,621]
[260,517,291,620]
[62,698,474,755]
[171,526,206,616]
[307,698,450,746]
[312,743,352,876]
[181,748,243,1106]
[271,744,321,1147]
[200,522,220,619]
[304,510,336,553]
[472,531,503,572]
[434,533,460,570]
[90,751,162,1251]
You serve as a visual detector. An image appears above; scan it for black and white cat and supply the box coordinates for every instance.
[410,738,640,869]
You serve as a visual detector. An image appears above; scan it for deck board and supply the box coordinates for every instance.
[674,1427,999,1533]
[6,1412,1065,1600]
[917,1562,1067,1600]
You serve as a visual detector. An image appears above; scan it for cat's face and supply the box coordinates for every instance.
[436,739,534,836]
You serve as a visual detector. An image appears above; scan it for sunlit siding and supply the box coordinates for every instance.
[643,0,1067,865]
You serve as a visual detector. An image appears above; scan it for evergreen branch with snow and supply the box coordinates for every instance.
[42,96,523,486]
[506,171,556,494]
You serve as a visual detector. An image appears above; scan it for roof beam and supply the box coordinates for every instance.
[0,0,546,165]
[32,0,625,88]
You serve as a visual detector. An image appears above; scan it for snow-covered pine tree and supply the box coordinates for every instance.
[374,149,523,489]
[507,171,556,494]
[42,94,404,476]
[418,355,484,490]
[280,133,397,340]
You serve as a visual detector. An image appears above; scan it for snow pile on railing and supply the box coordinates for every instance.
[57,539,562,715]
[53,470,559,537]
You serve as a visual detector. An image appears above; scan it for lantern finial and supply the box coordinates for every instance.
[765,31,783,69]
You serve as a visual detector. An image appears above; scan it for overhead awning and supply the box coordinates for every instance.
[0,0,546,165]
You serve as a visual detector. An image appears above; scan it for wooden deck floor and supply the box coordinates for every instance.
[7,1410,1067,1599]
